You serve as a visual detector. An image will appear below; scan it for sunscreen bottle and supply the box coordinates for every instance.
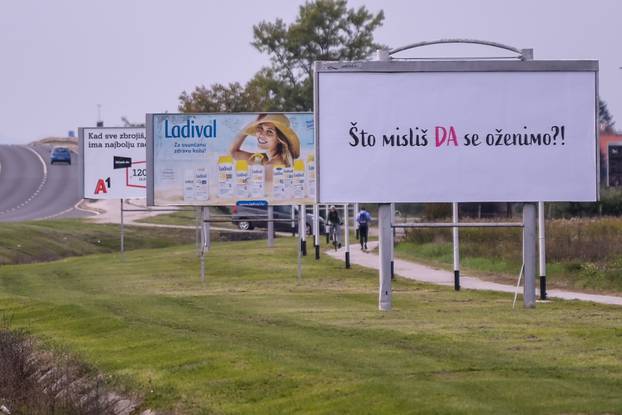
[283,164,294,199]
[235,159,249,198]
[249,153,265,198]
[183,169,195,202]
[217,155,234,199]
[306,154,315,198]
[293,159,305,199]
[194,167,209,202]
[272,165,285,200]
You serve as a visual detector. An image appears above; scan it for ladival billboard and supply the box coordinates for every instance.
[147,113,315,206]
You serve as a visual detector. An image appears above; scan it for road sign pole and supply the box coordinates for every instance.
[523,203,537,308]
[268,205,274,248]
[538,201,547,300]
[344,203,351,268]
[120,199,125,255]
[378,203,392,311]
[452,202,460,291]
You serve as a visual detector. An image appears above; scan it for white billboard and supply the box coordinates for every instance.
[147,113,315,206]
[80,127,146,199]
[315,60,598,203]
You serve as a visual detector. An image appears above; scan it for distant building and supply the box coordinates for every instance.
[600,131,622,186]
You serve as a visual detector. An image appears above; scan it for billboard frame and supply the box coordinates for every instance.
[146,112,315,207]
[313,59,600,204]
[79,126,147,200]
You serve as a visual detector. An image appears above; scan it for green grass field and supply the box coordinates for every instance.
[396,219,622,293]
[136,207,238,230]
[135,209,200,226]
[0,220,196,265]
[0,234,621,414]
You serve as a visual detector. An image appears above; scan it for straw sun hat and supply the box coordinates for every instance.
[243,114,300,159]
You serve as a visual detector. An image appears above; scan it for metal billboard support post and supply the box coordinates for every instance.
[291,205,296,236]
[300,204,307,256]
[344,203,351,268]
[297,223,302,282]
[538,201,547,300]
[200,207,205,282]
[378,203,392,311]
[391,203,396,279]
[120,199,125,255]
[354,202,359,240]
[195,207,201,253]
[267,205,274,248]
[452,202,460,290]
[523,203,537,308]
[313,204,320,259]
[199,207,210,283]
[325,204,330,244]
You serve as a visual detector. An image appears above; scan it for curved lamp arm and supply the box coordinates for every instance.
[388,39,533,61]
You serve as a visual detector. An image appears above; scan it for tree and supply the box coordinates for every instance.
[178,0,384,112]
[599,98,616,133]
[121,116,145,128]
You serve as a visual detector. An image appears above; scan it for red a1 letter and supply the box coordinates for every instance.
[94,179,108,194]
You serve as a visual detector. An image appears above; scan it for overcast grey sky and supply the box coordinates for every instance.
[1,0,620,143]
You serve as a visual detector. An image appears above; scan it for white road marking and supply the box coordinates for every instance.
[0,146,48,216]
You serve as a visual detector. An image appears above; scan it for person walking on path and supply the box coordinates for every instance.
[327,205,342,248]
[356,206,372,251]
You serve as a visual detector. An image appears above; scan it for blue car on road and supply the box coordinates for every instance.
[50,147,71,165]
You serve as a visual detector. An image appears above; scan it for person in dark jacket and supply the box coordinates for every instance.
[356,206,372,251]
[327,205,342,247]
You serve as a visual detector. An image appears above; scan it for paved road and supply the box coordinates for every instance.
[0,144,92,221]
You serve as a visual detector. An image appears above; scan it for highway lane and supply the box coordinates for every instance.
[0,144,93,221]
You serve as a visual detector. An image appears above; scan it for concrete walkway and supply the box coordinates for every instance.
[80,199,259,233]
[325,241,622,307]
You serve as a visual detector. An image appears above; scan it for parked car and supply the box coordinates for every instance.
[50,147,71,165]
[232,205,325,234]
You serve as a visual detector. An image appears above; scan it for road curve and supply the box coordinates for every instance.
[0,144,93,222]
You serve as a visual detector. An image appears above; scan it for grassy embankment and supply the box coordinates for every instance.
[396,217,622,292]
[0,227,621,414]
[0,220,195,265]
[136,208,248,234]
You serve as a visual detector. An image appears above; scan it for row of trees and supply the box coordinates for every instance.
[178,0,615,132]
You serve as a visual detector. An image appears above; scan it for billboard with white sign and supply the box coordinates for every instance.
[315,60,599,203]
[79,127,146,199]
[146,113,315,206]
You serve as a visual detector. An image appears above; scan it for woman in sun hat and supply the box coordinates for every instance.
[230,113,300,168]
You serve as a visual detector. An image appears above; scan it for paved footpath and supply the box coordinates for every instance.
[326,241,622,307]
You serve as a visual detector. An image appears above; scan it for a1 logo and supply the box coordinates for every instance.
[94,177,111,194]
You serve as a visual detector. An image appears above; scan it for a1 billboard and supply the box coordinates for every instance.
[315,60,599,203]
[79,127,146,199]
[147,113,315,206]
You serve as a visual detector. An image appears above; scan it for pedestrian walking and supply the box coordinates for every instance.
[327,205,342,248]
[356,206,371,251]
